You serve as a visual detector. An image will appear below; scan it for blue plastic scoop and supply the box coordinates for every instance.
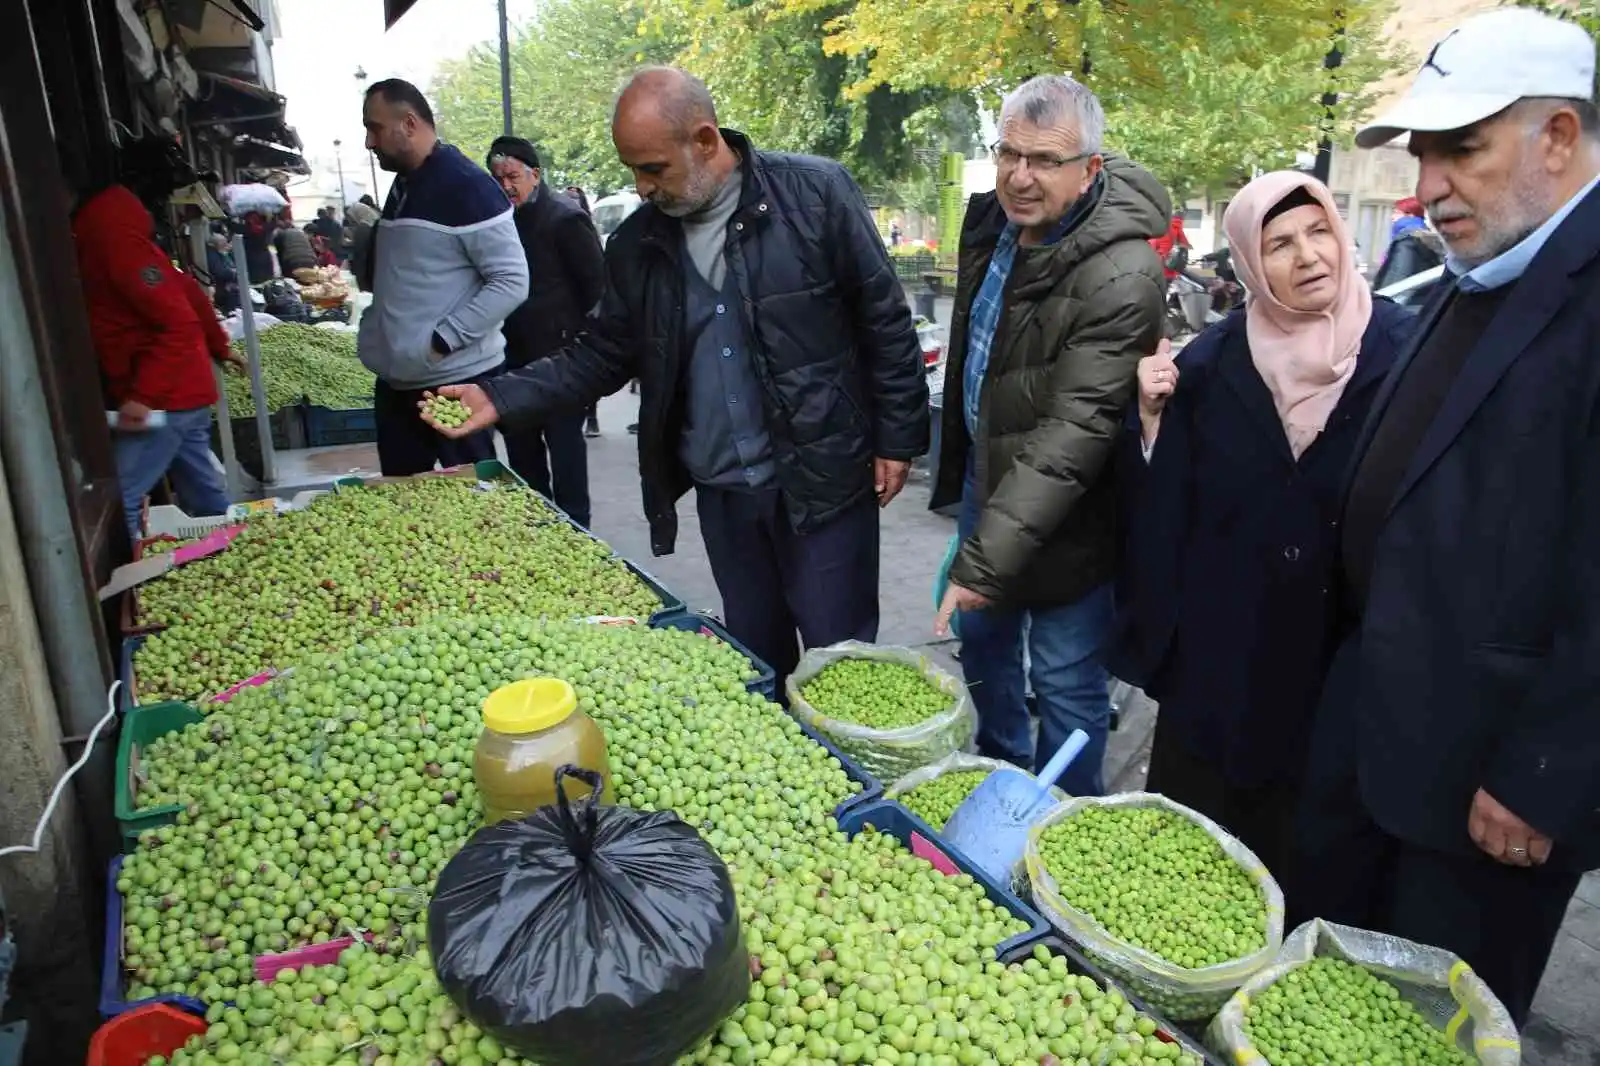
[939,729,1089,884]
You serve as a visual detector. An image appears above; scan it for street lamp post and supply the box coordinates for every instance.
[497,0,513,136]
[354,66,381,200]
[333,139,347,211]
[1312,14,1346,185]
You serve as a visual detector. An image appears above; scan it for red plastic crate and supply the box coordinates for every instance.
[87,1003,206,1066]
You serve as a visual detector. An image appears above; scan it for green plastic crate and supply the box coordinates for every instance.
[114,701,204,851]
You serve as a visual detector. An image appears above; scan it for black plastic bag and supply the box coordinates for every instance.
[429,766,749,1066]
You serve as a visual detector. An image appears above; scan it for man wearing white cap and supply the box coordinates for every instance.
[1294,7,1600,1023]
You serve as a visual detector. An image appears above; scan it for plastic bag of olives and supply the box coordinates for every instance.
[1208,919,1520,1065]
[784,641,978,782]
[429,767,750,1066]
[1023,792,1286,1022]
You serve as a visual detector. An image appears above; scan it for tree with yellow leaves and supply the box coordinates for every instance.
[768,0,1408,197]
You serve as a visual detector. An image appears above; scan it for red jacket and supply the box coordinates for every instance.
[1149,215,1190,280]
[73,185,226,411]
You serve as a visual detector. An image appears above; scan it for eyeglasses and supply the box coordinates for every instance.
[990,143,1094,173]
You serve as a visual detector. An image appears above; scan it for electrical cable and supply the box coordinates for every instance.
[0,680,121,860]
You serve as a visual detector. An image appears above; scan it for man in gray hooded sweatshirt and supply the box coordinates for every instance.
[357,78,528,475]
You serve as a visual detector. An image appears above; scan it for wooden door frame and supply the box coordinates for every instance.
[2,0,133,672]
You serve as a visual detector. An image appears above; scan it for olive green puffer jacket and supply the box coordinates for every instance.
[930,156,1169,607]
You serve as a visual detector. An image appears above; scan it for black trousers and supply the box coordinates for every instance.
[502,413,591,528]
[1293,737,1582,1027]
[696,485,879,692]
[1144,715,1300,880]
[374,369,499,477]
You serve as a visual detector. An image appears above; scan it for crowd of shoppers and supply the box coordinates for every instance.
[70,4,1596,1024]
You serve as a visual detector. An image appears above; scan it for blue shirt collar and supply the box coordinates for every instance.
[1453,172,1600,292]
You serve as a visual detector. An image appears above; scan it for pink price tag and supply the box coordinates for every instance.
[171,524,247,565]
[911,831,960,876]
[254,935,364,983]
[207,671,276,704]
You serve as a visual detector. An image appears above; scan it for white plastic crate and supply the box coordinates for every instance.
[142,505,235,540]
[142,491,328,539]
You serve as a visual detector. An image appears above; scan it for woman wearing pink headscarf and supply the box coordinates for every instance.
[1106,171,1415,874]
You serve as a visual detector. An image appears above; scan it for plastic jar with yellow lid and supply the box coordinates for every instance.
[474,677,614,825]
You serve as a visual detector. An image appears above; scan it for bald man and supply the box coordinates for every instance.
[422,67,928,690]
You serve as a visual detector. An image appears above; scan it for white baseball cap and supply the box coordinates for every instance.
[1356,8,1597,149]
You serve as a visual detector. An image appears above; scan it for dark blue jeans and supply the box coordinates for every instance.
[502,413,591,528]
[957,471,1113,796]
[696,485,879,693]
[113,406,231,541]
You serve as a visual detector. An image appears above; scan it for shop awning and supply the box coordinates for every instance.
[385,0,422,28]
[232,135,309,174]
[168,0,266,49]
[188,71,285,134]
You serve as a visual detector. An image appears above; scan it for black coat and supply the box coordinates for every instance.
[501,187,605,367]
[1108,300,1413,787]
[1318,183,1600,870]
[481,129,928,556]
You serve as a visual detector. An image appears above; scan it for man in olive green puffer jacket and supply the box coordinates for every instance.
[931,74,1169,794]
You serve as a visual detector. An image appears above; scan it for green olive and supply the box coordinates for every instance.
[1242,957,1474,1065]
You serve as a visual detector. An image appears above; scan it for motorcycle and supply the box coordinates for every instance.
[1164,249,1242,338]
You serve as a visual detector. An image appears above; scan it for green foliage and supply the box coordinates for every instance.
[776,0,1408,199]
[430,0,977,193]
[431,0,682,192]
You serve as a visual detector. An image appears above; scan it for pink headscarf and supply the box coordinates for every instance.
[1225,171,1372,459]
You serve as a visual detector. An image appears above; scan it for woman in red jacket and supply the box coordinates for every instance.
[73,165,244,540]
[1149,210,1191,280]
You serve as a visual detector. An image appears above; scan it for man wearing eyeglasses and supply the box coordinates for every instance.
[932,74,1169,795]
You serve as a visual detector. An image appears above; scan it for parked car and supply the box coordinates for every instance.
[590,190,642,249]
[1373,228,1446,308]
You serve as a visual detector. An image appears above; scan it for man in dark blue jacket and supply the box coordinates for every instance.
[1295,8,1600,1025]
[420,67,927,690]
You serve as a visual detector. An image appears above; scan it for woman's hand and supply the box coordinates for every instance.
[1136,339,1178,445]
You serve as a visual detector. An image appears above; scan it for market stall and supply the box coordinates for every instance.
[92,466,1516,1066]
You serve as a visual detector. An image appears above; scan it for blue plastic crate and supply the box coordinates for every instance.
[101,858,207,1019]
[118,636,142,713]
[998,935,1222,1064]
[302,404,377,447]
[794,718,883,818]
[837,800,1048,960]
[619,557,686,623]
[649,612,778,701]
[537,504,685,625]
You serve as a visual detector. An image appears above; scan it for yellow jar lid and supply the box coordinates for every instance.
[482,677,577,734]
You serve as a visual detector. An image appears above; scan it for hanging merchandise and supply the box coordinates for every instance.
[220,184,288,217]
